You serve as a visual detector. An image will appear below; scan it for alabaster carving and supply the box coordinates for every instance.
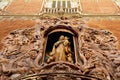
[47,35,73,63]
[0,19,120,80]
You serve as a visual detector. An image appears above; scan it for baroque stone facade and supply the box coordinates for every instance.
[0,18,120,80]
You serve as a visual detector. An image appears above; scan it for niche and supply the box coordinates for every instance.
[44,31,76,63]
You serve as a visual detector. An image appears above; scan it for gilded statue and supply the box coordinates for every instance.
[47,35,73,63]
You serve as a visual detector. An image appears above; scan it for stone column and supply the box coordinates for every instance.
[44,8,46,13]
[50,8,52,14]
[68,8,70,13]
[70,0,73,8]
[71,9,72,13]
[66,0,68,8]
[79,0,83,14]
[53,8,55,14]
[48,9,50,13]
[74,8,76,13]
[61,0,63,7]
[55,0,58,8]
[65,8,67,13]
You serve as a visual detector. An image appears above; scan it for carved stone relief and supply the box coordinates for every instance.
[0,26,45,80]
[0,19,120,80]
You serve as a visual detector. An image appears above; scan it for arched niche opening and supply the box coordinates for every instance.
[43,25,79,64]
[44,31,75,63]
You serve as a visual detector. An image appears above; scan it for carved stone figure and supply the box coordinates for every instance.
[47,35,73,63]
[0,19,120,80]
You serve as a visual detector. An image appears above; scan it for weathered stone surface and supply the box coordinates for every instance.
[0,19,120,80]
[78,26,119,80]
[0,25,44,80]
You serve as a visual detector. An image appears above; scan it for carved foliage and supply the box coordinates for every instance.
[0,26,45,79]
[78,26,120,80]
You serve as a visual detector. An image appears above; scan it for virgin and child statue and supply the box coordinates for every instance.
[47,35,73,63]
